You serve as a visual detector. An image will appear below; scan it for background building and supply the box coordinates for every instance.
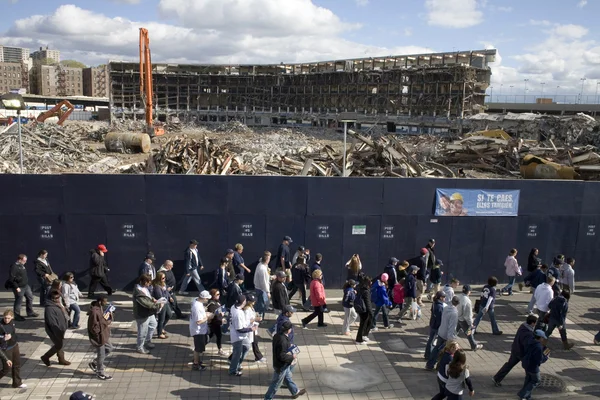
[0,62,27,94]
[0,45,30,63]
[30,64,82,96]
[31,46,60,64]
[83,66,108,97]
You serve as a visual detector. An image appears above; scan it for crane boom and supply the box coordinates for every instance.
[139,27,164,137]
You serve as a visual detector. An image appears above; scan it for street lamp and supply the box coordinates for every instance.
[595,81,600,104]
[580,77,587,104]
[555,86,560,103]
[0,93,25,174]
[490,86,494,103]
[524,79,529,102]
[510,85,514,103]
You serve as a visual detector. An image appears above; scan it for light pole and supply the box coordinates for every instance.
[580,77,587,104]
[524,79,529,102]
[541,82,545,97]
[510,85,514,103]
[555,86,560,103]
[595,81,600,104]
[490,86,494,103]
[500,83,503,102]
[1,93,25,174]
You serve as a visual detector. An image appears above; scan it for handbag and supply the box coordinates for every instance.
[473,299,481,314]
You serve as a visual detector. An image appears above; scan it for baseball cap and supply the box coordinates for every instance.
[145,252,156,261]
[283,235,293,242]
[420,248,429,255]
[97,244,108,253]
[429,238,436,244]
[409,265,420,272]
[280,320,293,332]
[435,259,443,266]
[189,239,198,245]
[348,279,357,286]
[298,245,305,252]
[276,270,287,279]
[226,249,235,254]
[389,257,399,264]
[199,290,211,299]
[70,392,94,400]
[283,305,296,313]
[246,293,256,303]
[436,290,446,298]
[235,295,246,307]
[534,329,548,339]
[462,284,472,293]
[235,273,244,281]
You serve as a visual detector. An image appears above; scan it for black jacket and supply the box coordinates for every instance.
[524,269,546,288]
[548,295,569,325]
[383,263,398,288]
[44,301,69,340]
[272,332,295,372]
[8,262,28,289]
[89,250,108,278]
[211,267,229,293]
[34,259,54,281]
[225,282,242,309]
[160,268,177,290]
[184,247,202,272]
[271,280,289,311]
[292,263,310,286]
[512,322,535,359]
[357,284,373,316]
[405,274,417,299]
[425,244,436,270]
[429,266,442,284]
[0,320,17,348]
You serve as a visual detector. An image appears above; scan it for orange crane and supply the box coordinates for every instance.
[139,27,164,137]
[36,100,75,125]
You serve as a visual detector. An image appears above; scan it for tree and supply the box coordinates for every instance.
[60,60,87,68]
[36,57,57,66]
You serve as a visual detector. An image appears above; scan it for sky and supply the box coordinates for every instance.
[0,0,599,100]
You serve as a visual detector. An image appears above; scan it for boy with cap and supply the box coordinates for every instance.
[456,285,483,351]
[229,295,257,376]
[226,274,244,309]
[267,271,290,336]
[272,305,296,342]
[264,320,307,400]
[190,290,213,371]
[518,329,551,400]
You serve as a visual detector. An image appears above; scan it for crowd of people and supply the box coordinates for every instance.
[0,237,591,400]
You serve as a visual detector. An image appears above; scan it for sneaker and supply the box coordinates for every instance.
[473,344,483,351]
[218,349,228,356]
[292,388,307,398]
[255,358,267,363]
[492,377,502,387]
[136,347,150,354]
[425,366,435,371]
[343,331,351,336]
[363,337,370,342]
[371,327,379,332]
[594,339,600,345]
[17,383,27,388]
[97,373,113,380]
[40,356,50,366]
[229,371,242,377]
[88,361,98,372]
[192,363,207,371]
[302,322,308,329]
[492,331,503,336]
[356,340,366,345]
[145,342,156,349]
[14,315,25,322]
[178,291,189,295]
[323,308,330,313]
[385,324,394,329]
[27,312,39,318]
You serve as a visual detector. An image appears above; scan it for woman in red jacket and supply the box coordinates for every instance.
[301,270,327,328]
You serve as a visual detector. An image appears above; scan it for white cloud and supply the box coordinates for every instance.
[425,0,484,28]
[552,24,588,39]
[2,4,432,67]
[355,0,369,5]
[529,19,552,26]
[496,6,512,12]
[108,0,141,3]
[578,0,588,8]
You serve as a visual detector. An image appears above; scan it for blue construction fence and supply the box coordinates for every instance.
[0,174,599,291]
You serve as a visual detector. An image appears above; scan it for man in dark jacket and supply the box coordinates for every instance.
[397,265,418,321]
[289,256,310,309]
[383,257,399,301]
[268,271,291,336]
[276,236,293,272]
[87,294,113,380]
[264,320,306,400]
[157,260,184,319]
[518,330,550,400]
[425,291,446,360]
[546,290,574,350]
[411,249,428,306]
[88,245,113,298]
[0,310,24,388]
[138,252,156,280]
[7,254,37,322]
[271,305,296,342]
[211,257,230,298]
[41,290,70,367]
[493,314,538,386]
[225,274,244,309]
[179,239,204,295]
[34,250,55,307]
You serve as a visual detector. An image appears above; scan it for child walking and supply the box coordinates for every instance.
[393,278,405,314]
[62,273,82,329]
[342,280,358,336]
[432,340,460,400]
[371,273,393,331]
[444,349,474,399]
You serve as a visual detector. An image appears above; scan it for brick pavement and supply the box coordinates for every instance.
[0,282,597,400]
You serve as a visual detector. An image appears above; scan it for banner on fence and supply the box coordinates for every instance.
[435,189,520,217]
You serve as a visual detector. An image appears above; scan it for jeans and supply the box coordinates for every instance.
[424,328,438,359]
[493,352,520,383]
[426,337,446,369]
[527,292,536,313]
[156,303,171,335]
[264,365,299,399]
[229,340,249,375]
[68,303,81,327]
[302,305,324,326]
[546,318,568,341]
[13,285,34,317]
[398,297,414,319]
[535,310,547,331]
[95,342,114,375]
[170,292,184,318]
[136,315,157,349]
[372,304,390,328]
[501,276,516,295]
[473,307,500,334]
[255,289,269,318]
[517,371,540,399]
[431,376,447,400]
[356,312,372,343]
[180,269,204,293]
[457,320,478,349]
[342,307,358,334]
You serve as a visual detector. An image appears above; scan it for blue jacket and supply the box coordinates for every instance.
[429,300,444,330]
[405,274,417,299]
[512,322,534,359]
[522,338,548,373]
[524,269,546,288]
[548,295,568,326]
[275,313,294,344]
[211,267,229,292]
[372,281,392,307]
[342,287,356,308]
[437,351,453,382]
[429,266,442,284]
[547,265,560,281]
[184,247,202,272]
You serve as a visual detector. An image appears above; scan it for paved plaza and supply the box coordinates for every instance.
[0,282,599,400]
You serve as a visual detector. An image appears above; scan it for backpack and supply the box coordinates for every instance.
[354,293,366,314]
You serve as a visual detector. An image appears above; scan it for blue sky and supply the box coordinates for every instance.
[1,0,599,98]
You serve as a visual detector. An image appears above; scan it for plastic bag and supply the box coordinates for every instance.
[410,302,421,320]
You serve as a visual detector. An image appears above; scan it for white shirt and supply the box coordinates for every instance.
[191,248,199,265]
[230,305,249,343]
[244,307,257,344]
[534,283,554,312]
[254,262,270,293]
[189,299,208,336]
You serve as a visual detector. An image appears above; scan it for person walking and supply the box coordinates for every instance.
[523,262,546,315]
[34,250,56,307]
[533,276,555,331]
[271,305,297,341]
[473,276,502,335]
[254,252,272,318]
[397,265,419,321]
[342,279,358,336]
[229,295,256,376]
[243,294,265,363]
[0,310,26,388]
[232,244,251,281]
[289,256,310,310]
[301,270,327,329]
[517,329,550,400]
[226,274,244,310]
[456,285,483,352]
[212,257,231,299]
[428,259,443,301]
[371,273,393,331]
[562,258,575,293]
[546,290,574,350]
[425,291,446,360]
[527,248,541,273]
[355,274,374,345]
[190,290,213,371]
[383,257,399,302]
[501,249,522,296]
[432,340,460,400]
[138,252,156,280]
[157,260,184,319]
[415,249,429,306]
[271,270,290,313]
[276,236,293,272]
[492,315,538,387]
[179,240,204,295]
[41,290,70,367]
[152,272,172,339]
[444,349,475,399]
[345,254,362,282]
[87,294,113,380]
[426,296,459,370]
[207,289,227,356]
[62,272,82,329]
[133,274,163,354]
[264,320,307,400]
[7,255,37,322]
[88,245,113,298]
[442,279,460,306]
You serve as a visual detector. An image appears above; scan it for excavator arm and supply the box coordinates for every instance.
[139,27,164,137]
[36,100,75,126]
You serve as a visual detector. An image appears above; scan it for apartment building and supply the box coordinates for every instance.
[0,62,26,94]
[30,64,83,96]
[31,46,60,64]
[83,66,108,97]
[0,45,30,63]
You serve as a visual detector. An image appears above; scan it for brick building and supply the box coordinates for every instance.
[0,62,27,94]
[83,66,108,97]
[30,64,83,96]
